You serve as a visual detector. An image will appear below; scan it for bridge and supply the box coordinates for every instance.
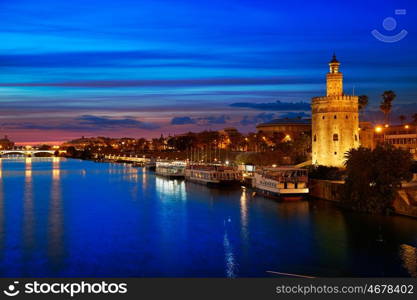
[0,149,57,156]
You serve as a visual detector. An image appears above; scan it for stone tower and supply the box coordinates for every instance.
[311,54,359,167]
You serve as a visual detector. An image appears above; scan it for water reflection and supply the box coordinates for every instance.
[49,157,64,270]
[400,244,417,277]
[0,158,417,277]
[0,160,4,260]
[155,177,186,200]
[23,158,35,257]
[142,168,147,190]
[240,191,249,241]
[224,217,237,278]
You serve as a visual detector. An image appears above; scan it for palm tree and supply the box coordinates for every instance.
[358,95,368,120]
[380,90,396,125]
[358,95,369,111]
[412,113,417,125]
[399,115,406,125]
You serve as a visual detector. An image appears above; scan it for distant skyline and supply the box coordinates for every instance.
[0,0,416,143]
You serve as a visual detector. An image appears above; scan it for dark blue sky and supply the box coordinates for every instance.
[0,0,416,143]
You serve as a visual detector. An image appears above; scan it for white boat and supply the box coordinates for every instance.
[185,164,242,186]
[144,158,156,171]
[155,161,186,179]
[253,167,309,200]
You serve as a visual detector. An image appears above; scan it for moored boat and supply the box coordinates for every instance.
[144,158,156,171]
[155,161,186,179]
[253,167,309,200]
[185,164,242,187]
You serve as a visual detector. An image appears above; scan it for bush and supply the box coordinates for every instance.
[342,145,413,214]
[308,165,344,180]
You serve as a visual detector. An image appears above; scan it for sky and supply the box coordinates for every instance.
[0,0,416,144]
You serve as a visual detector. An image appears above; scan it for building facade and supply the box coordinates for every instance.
[0,135,14,150]
[375,124,417,159]
[311,55,359,167]
[256,118,311,140]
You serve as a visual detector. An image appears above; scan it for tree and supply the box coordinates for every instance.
[412,113,417,125]
[343,145,412,214]
[399,115,406,125]
[358,95,368,112]
[380,90,396,124]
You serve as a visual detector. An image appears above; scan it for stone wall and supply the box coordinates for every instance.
[309,179,344,202]
[393,186,417,218]
[310,178,417,218]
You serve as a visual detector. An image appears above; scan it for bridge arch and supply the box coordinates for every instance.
[0,150,56,157]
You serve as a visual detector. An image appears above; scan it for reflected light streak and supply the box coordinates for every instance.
[23,155,34,254]
[52,157,60,180]
[155,177,186,200]
[49,157,64,269]
[223,230,237,278]
[25,157,32,179]
[142,168,147,190]
[0,159,3,253]
[240,191,249,241]
[400,244,417,277]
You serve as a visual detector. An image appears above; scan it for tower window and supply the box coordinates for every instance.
[355,134,358,141]
[313,135,317,142]
[333,134,339,141]
[346,115,348,119]
[334,152,337,155]
[334,115,337,119]
[322,116,325,120]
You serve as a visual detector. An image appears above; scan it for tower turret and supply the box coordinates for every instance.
[311,55,359,167]
[326,53,343,96]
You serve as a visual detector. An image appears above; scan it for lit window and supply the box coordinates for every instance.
[333,134,339,141]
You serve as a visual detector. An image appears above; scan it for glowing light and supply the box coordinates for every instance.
[405,125,410,129]
[225,160,230,165]
[375,126,383,133]
[384,124,389,128]
[272,164,277,168]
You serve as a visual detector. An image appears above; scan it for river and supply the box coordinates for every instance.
[0,157,416,277]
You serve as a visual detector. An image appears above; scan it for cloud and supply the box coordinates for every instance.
[197,115,230,125]
[2,115,160,131]
[0,50,217,68]
[279,112,310,118]
[0,77,314,88]
[170,115,230,126]
[76,115,160,129]
[240,113,276,125]
[230,100,310,111]
[171,116,196,125]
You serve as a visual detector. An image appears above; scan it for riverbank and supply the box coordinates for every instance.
[310,178,417,218]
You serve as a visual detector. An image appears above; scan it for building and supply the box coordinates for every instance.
[311,55,359,167]
[358,121,376,150]
[375,124,417,159]
[0,135,14,150]
[256,118,311,140]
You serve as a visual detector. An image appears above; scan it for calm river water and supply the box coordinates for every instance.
[0,157,417,277]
